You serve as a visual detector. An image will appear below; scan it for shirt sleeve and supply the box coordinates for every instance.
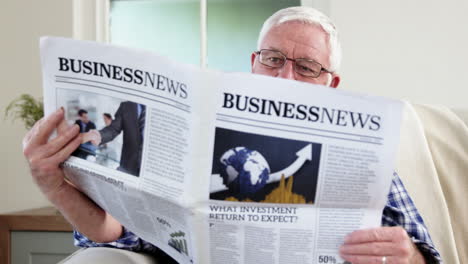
[382,172,442,263]
[74,227,179,263]
[73,226,158,253]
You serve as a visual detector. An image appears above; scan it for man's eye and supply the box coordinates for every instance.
[298,65,317,74]
[267,57,283,63]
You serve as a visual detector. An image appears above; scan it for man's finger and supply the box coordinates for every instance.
[344,227,407,244]
[57,112,71,135]
[340,241,408,256]
[46,134,82,165]
[23,117,45,150]
[39,124,80,158]
[30,108,65,146]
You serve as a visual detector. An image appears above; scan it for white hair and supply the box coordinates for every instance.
[257,6,342,72]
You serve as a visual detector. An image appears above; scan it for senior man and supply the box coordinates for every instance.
[23,6,440,264]
[250,7,441,264]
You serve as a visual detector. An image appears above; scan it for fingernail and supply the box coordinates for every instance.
[60,107,65,113]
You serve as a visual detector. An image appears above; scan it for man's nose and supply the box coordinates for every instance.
[277,60,295,80]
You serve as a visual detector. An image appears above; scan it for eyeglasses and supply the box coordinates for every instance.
[254,49,332,78]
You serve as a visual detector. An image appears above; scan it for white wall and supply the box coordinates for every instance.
[0,0,73,213]
[325,0,468,108]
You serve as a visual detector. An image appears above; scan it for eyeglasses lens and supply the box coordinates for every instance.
[294,59,321,77]
[259,50,322,77]
[259,50,285,68]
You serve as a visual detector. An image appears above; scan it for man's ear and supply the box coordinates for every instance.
[250,52,257,72]
[330,74,340,88]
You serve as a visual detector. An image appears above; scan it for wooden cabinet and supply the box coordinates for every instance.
[0,207,76,264]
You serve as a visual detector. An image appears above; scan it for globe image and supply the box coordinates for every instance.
[220,147,270,194]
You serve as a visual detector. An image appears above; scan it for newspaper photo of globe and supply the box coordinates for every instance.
[220,147,270,194]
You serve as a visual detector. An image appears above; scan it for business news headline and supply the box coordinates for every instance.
[57,57,188,99]
[222,92,382,131]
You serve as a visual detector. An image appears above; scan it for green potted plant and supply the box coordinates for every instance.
[4,94,44,129]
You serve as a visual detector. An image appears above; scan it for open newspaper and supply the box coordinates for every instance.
[40,37,402,264]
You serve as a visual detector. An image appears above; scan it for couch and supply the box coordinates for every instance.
[396,103,468,264]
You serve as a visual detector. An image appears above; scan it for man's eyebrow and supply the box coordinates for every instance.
[266,46,285,54]
[265,47,317,61]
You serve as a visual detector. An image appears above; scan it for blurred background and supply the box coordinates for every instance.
[1,0,467,214]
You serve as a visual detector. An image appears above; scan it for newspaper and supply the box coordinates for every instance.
[40,37,402,264]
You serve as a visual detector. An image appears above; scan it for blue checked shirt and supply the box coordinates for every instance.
[74,172,441,263]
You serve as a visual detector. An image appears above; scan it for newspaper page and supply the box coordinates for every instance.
[40,37,215,264]
[40,37,402,264]
[202,73,402,264]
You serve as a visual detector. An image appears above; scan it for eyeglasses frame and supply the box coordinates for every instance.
[254,49,333,78]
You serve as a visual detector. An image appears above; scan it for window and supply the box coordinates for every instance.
[206,0,299,72]
[110,0,201,66]
[109,0,300,72]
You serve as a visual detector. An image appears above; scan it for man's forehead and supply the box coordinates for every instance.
[260,22,329,60]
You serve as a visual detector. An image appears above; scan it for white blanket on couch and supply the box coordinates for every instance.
[397,103,468,264]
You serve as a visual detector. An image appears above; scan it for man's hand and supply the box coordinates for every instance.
[339,227,426,264]
[82,130,101,146]
[23,108,123,243]
[23,108,82,197]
